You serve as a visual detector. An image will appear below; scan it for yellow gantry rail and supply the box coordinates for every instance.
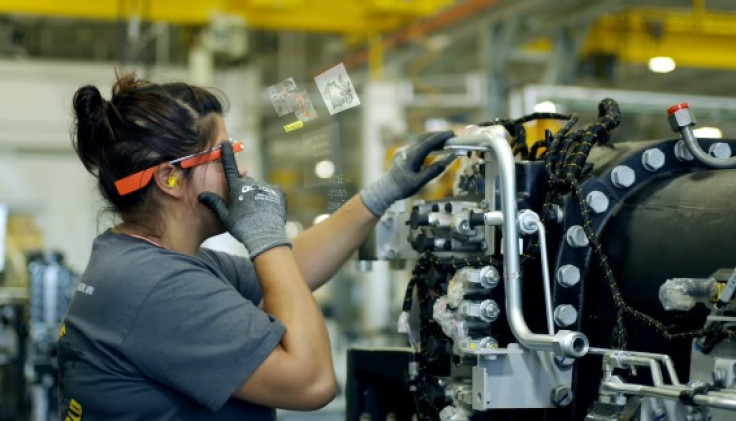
[0,0,456,33]
[583,7,736,70]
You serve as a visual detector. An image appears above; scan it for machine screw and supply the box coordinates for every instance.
[566,225,589,248]
[708,142,732,159]
[585,191,609,214]
[642,148,666,172]
[384,248,397,259]
[554,304,578,327]
[674,140,695,161]
[611,165,635,189]
[459,220,470,231]
[550,385,574,407]
[557,264,581,288]
[653,408,666,421]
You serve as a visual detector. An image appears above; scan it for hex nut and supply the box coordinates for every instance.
[642,148,666,172]
[566,225,589,248]
[557,264,581,288]
[709,142,732,159]
[611,165,635,188]
[586,191,609,214]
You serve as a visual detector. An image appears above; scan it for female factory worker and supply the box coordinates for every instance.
[57,72,454,419]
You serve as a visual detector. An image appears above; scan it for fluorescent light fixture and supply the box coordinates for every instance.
[533,101,557,113]
[313,214,330,225]
[648,56,676,73]
[314,160,336,179]
[693,127,723,138]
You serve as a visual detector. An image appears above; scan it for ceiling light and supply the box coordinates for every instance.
[533,101,557,113]
[693,127,723,139]
[648,56,676,73]
[313,214,330,225]
[285,221,303,239]
[314,160,336,179]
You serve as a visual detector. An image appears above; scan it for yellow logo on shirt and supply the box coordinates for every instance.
[59,323,67,339]
[65,398,82,421]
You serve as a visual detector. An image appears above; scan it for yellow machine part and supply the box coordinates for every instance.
[0,0,456,34]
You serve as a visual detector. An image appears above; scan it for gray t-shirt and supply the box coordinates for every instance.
[58,230,286,420]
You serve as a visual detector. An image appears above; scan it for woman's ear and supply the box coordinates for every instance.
[153,163,185,198]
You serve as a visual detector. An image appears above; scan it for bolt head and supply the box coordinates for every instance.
[611,165,636,188]
[642,148,666,172]
[554,305,578,327]
[550,385,574,407]
[566,225,589,248]
[585,191,609,214]
[708,142,732,159]
[557,264,581,288]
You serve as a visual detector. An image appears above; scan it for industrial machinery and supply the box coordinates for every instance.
[348,100,736,420]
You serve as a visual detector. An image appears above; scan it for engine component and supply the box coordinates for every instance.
[350,100,736,420]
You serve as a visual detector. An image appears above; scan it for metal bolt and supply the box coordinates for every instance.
[480,200,489,209]
[653,408,666,421]
[557,264,581,288]
[566,225,589,248]
[479,266,500,288]
[480,300,500,322]
[384,248,397,259]
[554,304,578,327]
[518,209,540,235]
[550,385,573,407]
[459,220,470,231]
[674,140,694,162]
[554,355,576,369]
[642,148,666,172]
[585,191,609,214]
[611,165,636,189]
[551,204,564,224]
[708,142,731,159]
[479,336,498,350]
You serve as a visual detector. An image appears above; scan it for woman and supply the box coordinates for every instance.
[58,72,454,419]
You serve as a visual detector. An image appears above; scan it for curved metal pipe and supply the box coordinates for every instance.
[680,125,736,169]
[445,131,589,358]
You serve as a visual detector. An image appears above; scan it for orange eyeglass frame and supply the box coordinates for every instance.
[114,140,244,196]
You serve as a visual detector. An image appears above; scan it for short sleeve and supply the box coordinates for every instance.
[120,267,285,411]
[197,248,263,303]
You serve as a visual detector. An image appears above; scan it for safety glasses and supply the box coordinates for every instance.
[114,139,244,196]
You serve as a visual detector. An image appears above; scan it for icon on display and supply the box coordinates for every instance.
[314,63,360,115]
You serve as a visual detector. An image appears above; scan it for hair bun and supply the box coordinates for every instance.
[72,85,111,174]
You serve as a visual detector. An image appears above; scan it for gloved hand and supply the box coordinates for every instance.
[360,130,455,217]
[198,142,291,259]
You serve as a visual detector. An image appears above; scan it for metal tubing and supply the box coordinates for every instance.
[601,382,736,411]
[589,347,680,385]
[535,219,555,335]
[681,125,736,169]
[445,132,589,358]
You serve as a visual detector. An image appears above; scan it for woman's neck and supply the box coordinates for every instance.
[115,218,203,256]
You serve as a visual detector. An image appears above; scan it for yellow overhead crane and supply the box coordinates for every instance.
[0,0,456,34]
[582,5,736,70]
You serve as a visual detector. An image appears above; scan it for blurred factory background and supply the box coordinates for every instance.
[2,0,736,420]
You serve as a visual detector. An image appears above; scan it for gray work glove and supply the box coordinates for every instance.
[198,142,291,259]
[360,130,455,217]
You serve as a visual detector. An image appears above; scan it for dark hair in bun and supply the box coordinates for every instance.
[72,71,224,216]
